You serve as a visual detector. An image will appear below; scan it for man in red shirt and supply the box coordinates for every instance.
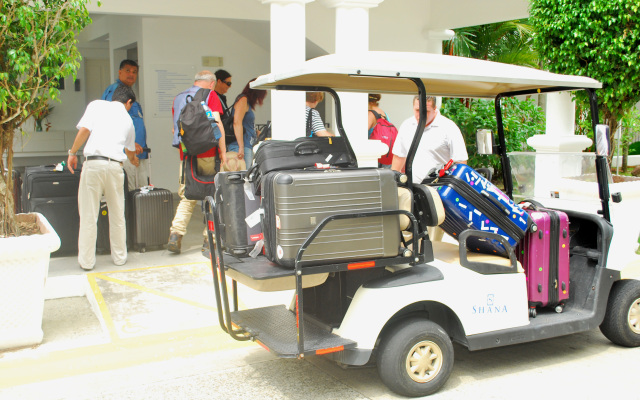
[168,70,227,254]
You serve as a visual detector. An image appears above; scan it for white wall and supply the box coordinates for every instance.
[140,16,271,191]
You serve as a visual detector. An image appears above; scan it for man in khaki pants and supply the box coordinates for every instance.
[67,85,139,270]
[168,71,227,255]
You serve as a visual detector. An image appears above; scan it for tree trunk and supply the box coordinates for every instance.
[0,124,20,238]
[622,144,629,172]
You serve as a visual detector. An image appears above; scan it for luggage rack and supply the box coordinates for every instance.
[204,196,428,358]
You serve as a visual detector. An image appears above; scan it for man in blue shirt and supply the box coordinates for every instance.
[102,59,148,191]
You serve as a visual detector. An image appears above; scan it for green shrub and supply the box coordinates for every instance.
[442,97,545,179]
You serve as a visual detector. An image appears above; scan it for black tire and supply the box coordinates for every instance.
[377,318,454,397]
[600,280,640,347]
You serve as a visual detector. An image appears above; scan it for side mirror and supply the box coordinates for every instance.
[477,129,493,155]
[595,124,609,156]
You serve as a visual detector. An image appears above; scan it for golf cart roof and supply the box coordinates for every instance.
[252,51,601,98]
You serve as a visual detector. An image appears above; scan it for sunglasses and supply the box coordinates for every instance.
[223,80,232,86]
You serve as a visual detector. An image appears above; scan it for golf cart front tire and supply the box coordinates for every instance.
[377,318,454,397]
[600,279,640,347]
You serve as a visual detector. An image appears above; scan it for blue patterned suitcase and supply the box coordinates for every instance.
[426,163,532,257]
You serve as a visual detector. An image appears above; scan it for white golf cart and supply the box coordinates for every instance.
[204,51,640,397]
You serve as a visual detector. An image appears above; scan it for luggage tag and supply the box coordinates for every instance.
[245,208,263,228]
[244,181,255,201]
[248,238,264,258]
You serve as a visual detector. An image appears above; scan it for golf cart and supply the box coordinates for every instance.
[204,51,640,397]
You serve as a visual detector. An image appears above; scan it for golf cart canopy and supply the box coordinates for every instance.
[251,51,602,98]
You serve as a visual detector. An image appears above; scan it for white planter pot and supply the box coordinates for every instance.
[0,213,60,350]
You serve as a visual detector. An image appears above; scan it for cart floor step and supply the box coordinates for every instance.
[231,305,356,357]
[225,255,294,280]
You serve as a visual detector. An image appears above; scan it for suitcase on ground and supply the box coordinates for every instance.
[250,137,356,193]
[22,166,81,256]
[261,168,400,268]
[214,171,262,257]
[425,163,531,257]
[518,208,570,310]
[130,188,173,252]
[28,196,79,256]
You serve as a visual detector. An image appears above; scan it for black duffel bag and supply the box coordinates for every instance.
[248,136,356,194]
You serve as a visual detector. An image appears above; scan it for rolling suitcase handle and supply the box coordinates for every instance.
[294,141,321,155]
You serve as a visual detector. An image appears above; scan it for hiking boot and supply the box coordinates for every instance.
[201,238,211,259]
[168,232,183,254]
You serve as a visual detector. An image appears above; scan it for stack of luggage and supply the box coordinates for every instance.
[424,161,570,314]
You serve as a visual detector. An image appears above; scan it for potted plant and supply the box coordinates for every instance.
[0,0,92,350]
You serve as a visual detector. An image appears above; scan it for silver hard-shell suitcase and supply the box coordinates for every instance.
[130,188,173,252]
[261,168,400,267]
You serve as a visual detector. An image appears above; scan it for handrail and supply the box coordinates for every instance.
[204,196,251,341]
[292,208,421,356]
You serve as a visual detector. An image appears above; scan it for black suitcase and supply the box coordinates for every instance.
[22,165,81,210]
[250,137,356,193]
[214,171,262,257]
[22,166,81,256]
[29,196,79,256]
[261,168,400,268]
[130,188,173,252]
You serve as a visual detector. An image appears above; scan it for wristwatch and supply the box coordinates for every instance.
[68,149,77,156]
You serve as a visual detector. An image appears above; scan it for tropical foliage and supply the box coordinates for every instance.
[442,97,546,180]
[530,0,640,160]
[0,0,92,237]
[443,19,538,68]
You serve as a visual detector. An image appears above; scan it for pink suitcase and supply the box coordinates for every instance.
[518,208,570,314]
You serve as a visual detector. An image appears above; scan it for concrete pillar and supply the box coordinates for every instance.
[261,0,313,140]
[526,92,593,199]
[528,91,592,152]
[323,0,385,167]
[424,29,454,110]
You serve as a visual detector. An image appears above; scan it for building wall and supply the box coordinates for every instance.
[139,16,271,191]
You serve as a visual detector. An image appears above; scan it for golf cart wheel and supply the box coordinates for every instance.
[600,280,640,347]
[377,318,453,397]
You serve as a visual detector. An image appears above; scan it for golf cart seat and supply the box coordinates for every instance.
[413,184,523,274]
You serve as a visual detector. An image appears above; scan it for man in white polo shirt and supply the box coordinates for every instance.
[392,96,468,184]
[67,85,139,271]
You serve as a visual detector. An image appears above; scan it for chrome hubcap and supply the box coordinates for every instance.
[405,340,443,383]
[628,298,640,334]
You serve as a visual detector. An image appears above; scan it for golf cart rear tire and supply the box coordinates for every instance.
[377,318,453,397]
[600,279,640,347]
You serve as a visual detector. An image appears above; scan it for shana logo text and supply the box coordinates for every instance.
[472,305,508,314]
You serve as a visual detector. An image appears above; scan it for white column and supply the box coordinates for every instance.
[323,0,385,167]
[424,29,454,110]
[527,92,593,199]
[261,0,313,140]
[527,91,592,152]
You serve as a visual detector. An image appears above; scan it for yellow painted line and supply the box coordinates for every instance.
[87,273,119,342]
[94,273,218,312]
[96,261,210,275]
[0,326,254,389]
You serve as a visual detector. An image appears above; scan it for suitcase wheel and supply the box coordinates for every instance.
[529,307,537,318]
[554,304,564,313]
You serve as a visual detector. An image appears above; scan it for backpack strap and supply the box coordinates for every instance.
[369,109,383,121]
[306,108,314,137]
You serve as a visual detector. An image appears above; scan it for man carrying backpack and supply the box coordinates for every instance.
[168,70,227,255]
[368,94,398,168]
